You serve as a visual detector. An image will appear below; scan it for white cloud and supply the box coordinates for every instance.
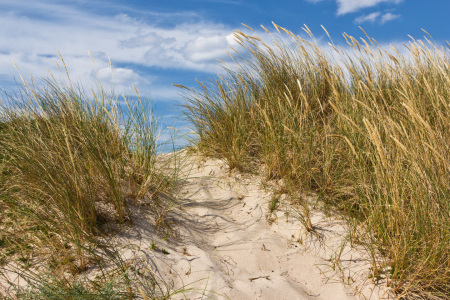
[0,0,249,96]
[119,32,176,49]
[354,12,381,24]
[93,67,151,86]
[183,35,229,62]
[337,0,403,15]
[305,0,324,3]
[354,11,400,24]
[380,12,401,23]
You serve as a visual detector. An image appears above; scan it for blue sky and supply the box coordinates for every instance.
[0,0,448,116]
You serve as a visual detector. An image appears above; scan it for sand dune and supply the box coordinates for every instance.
[0,152,393,299]
[110,153,393,300]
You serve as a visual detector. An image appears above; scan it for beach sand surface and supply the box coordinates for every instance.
[109,152,393,300]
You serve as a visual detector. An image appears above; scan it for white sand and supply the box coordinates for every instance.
[111,153,394,300]
[0,152,394,299]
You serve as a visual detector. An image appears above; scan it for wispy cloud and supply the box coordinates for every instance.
[380,12,401,23]
[337,0,403,15]
[354,12,381,24]
[0,0,244,96]
[354,11,400,24]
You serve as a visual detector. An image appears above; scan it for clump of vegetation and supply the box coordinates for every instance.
[0,61,187,299]
[181,23,450,298]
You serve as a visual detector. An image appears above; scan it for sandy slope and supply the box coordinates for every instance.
[111,153,393,300]
[0,151,393,299]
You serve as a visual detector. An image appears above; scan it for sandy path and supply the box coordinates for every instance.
[113,154,392,300]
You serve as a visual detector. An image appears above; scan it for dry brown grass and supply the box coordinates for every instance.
[181,23,450,299]
[0,64,188,299]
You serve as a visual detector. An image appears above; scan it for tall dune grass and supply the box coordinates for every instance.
[0,65,186,298]
[181,24,450,298]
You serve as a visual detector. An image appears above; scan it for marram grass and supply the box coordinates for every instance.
[0,65,191,299]
[181,23,450,299]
